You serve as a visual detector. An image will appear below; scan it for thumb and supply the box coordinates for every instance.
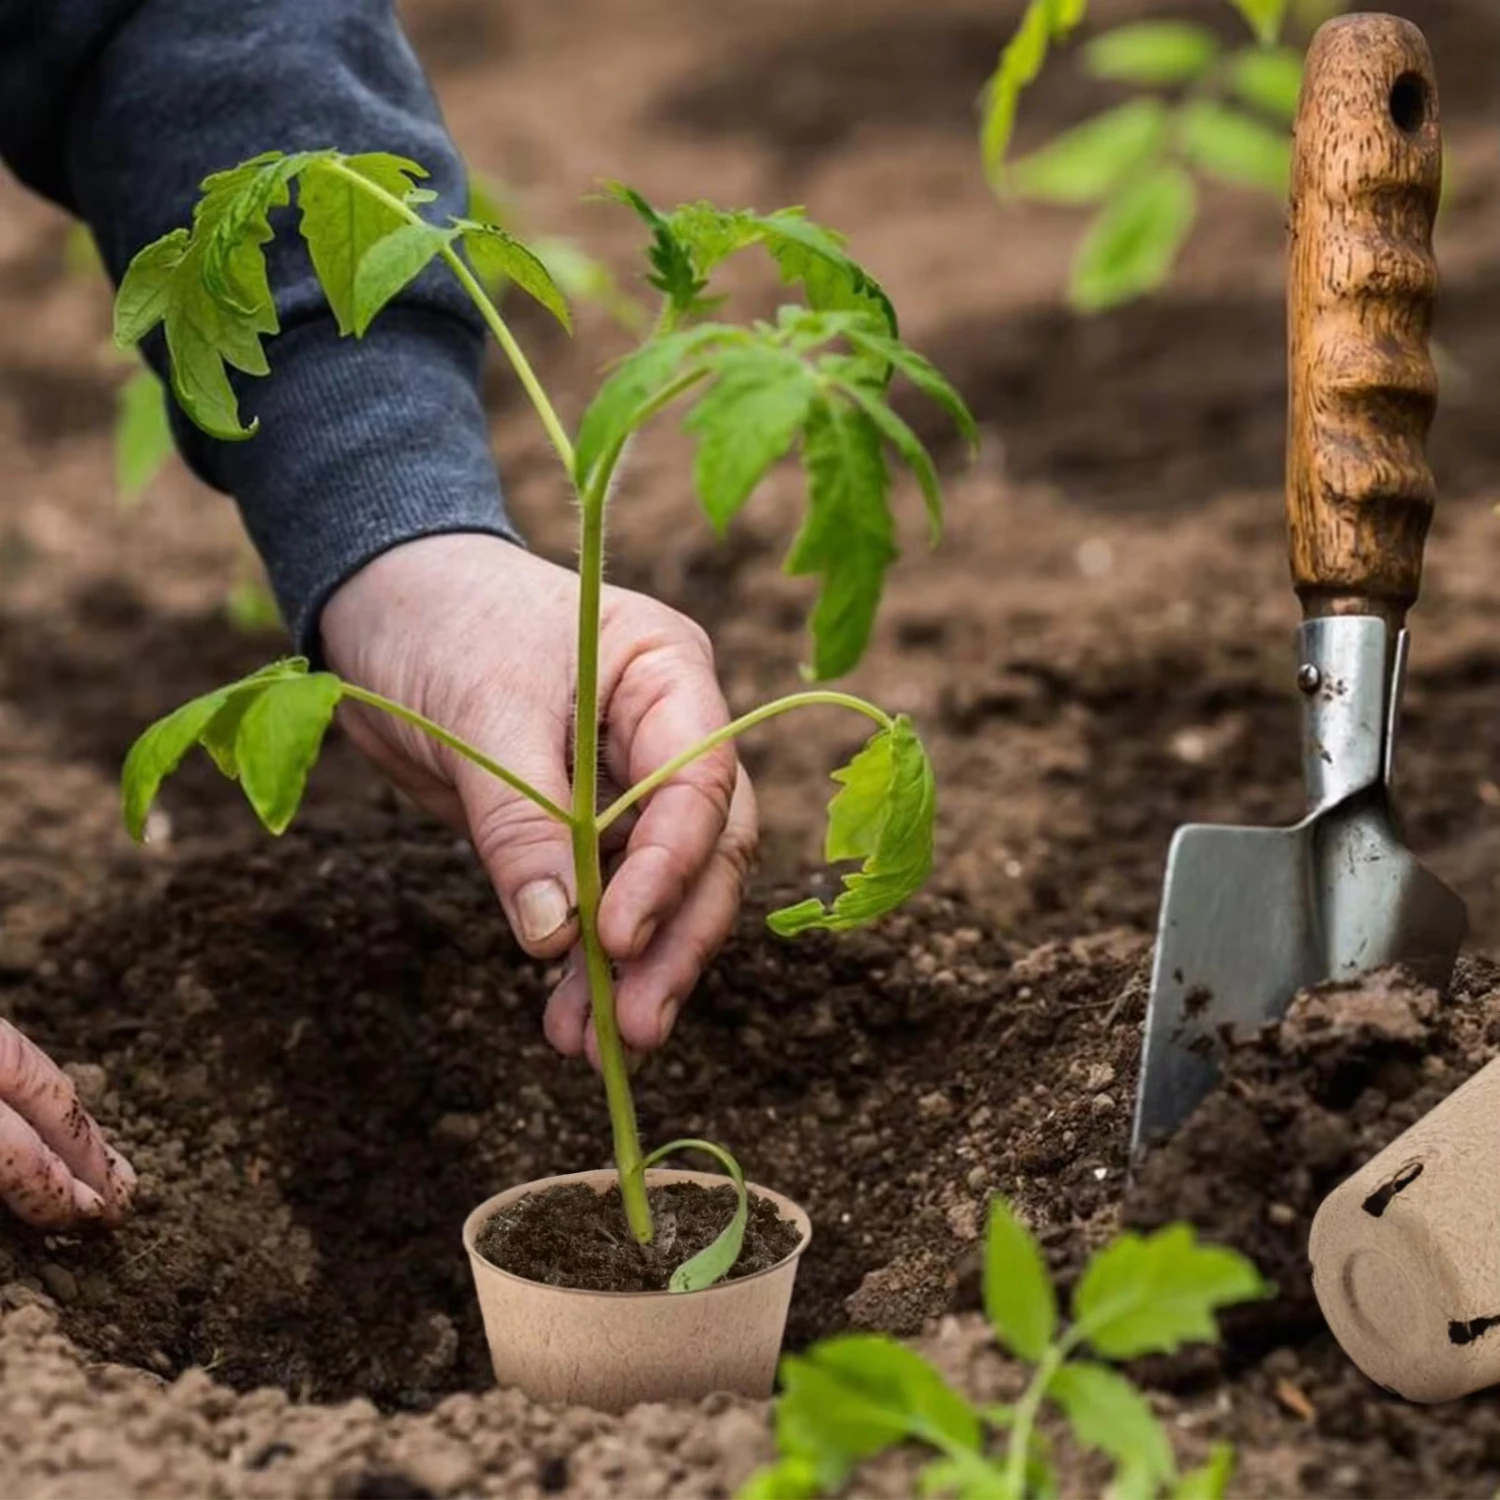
[457,752,578,960]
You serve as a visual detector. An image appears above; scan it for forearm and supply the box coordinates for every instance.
[0,0,521,653]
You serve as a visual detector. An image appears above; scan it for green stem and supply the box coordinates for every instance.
[341,683,573,825]
[1004,1345,1065,1499]
[574,473,652,1244]
[596,691,891,833]
[322,158,575,474]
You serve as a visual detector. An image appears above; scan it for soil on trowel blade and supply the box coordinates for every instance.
[476,1182,803,1292]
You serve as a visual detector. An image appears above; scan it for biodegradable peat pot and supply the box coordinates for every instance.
[462,1167,811,1412]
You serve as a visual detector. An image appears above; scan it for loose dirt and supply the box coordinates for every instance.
[1,0,1499,1494]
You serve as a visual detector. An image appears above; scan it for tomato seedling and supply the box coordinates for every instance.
[114,149,974,1284]
[741,1199,1267,1500]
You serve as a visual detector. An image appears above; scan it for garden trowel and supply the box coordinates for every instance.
[1131,13,1467,1149]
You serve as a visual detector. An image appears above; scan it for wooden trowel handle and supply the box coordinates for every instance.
[1287,14,1442,627]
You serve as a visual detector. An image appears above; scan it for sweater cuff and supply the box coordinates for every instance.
[182,307,523,658]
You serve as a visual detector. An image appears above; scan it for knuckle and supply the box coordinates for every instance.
[468,798,565,872]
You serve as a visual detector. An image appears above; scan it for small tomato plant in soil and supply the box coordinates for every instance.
[741,1199,1267,1500]
[112,149,974,1291]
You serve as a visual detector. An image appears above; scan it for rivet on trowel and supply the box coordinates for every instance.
[1297,664,1322,694]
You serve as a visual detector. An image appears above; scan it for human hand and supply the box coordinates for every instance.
[321,534,758,1066]
[0,1021,135,1227]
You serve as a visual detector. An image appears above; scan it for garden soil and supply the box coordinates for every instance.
[1,0,1499,1494]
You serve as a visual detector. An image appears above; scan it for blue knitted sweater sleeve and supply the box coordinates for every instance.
[0,0,522,653]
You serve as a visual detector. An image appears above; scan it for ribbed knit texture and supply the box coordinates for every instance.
[0,0,521,654]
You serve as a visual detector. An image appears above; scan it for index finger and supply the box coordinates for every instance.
[596,648,737,960]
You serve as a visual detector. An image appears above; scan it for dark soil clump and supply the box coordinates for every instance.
[476,1183,803,1292]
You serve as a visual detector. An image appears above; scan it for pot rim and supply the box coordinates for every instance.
[462,1165,813,1301]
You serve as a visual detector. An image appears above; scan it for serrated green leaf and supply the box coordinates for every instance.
[683,346,819,532]
[769,716,934,934]
[1172,1443,1236,1500]
[836,377,943,544]
[455,220,572,331]
[1010,98,1170,205]
[351,220,459,336]
[838,325,977,447]
[779,395,897,681]
[1226,45,1303,120]
[298,152,430,335]
[983,1198,1057,1362]
[604,182,710,318]
[113,230,189,347]
[114,368,174,504]
[234,672,344,834]
[1179,99,1291,193]
[1069,164,1197,312]
[1074,1224,1266,1360]
[120,660,311,839]
[1049,1363,1173,1490]
[1084,22,1219,86]
[750,210,897,334]
[1226,0,1288,44]
[199,151,317,316]
[573,324,740,490]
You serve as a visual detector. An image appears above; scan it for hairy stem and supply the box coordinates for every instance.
[574,475,652,1244]
[321,158,575,473]
[341,684,573,825]
[597,691,892,833]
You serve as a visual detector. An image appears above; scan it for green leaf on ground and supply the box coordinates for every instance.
[1050,1363,1174,1491]
[1083,21,1219,85]
[1074,1223,1267,1359]
[983,1198,1057,1362]
[1069,164,1197,311]
[769,715,935,934]
[1009,98,1171,205]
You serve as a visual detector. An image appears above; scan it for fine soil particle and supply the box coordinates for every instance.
[475,1182,803,1292]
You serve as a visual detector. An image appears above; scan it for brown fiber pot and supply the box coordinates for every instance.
[462,1167,812,1412]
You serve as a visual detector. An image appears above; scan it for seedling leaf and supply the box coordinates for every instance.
[1226,45,1303,120]
[1226,0,1288,45]
[1009,98,1170,205]
[113,230,189,348]
[232,673,344,833]
[298,152,431,335]
[1069,164,1196,312]
[1172,1443,1236,1499]
[641,1139,750,1292]
[769,715,934,934]
[982,0,1088,177]
[684,345,819,532]
[114,368,174,504]
[1083,22,1219,86]
[351,221,460,336]
[735,1456,823,1500]
[838,325,978,448]
[1074,1224,1267,1359]
[604,182,710,318]
[1049,1363,1174,1490]
[983,1198,1057,1362]
[1179,100,1291,193]
[456,220,572,331]
[837,379,943,543]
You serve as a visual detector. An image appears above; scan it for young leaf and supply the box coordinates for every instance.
[1073,1224,1267,1360]
[783,395,896,681]
[982,0,1089,176]
[1083,21,1219,86]
[1226,45,1304,120]
[1009,99,1170,205]
[1179,100,1291,193]
[113,230,190,348]
[735,1456,823,1500]
[351,221,459,336]
[1069,165,1196,312]
[298,152,431,335]
[1172,1443,1236,1500]
[120,660,312,839]
[641,1139,750,1293]
[836,378,943,543]
[838,325,979,448]
[749,210,897,334]
[114,368,174,503]
[1048,1363,1174,1491]
[1226,0,1289,44]
[455,220,572,331]
[983,1198,1057,1362]
[199,151,317,316]
[769,715,935,935]
[917,1453,1013,1499]
[604,182,710,318]
[234,672,344,833]
[683,345,819,531]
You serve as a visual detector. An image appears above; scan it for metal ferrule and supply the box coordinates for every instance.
[1296,615,1408,819]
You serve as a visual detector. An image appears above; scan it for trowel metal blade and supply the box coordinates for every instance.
[1131,793,1466,1151]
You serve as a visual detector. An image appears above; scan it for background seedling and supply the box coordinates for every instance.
[113,148,973,1277]
[740,1199,1267,1500]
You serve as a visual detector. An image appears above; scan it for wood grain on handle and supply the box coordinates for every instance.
[1287,14,1442,625]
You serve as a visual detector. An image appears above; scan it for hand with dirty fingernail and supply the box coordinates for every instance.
[323,537,759,1066]
[0,1019,137,1229]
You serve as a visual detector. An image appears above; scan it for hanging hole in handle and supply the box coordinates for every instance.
[1388,73,1429,135]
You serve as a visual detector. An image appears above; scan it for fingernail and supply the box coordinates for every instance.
[631,918,658,957]
[658,997,684,1048]
[107,1147,138,1198]
[516,879,570,945]
[73,1181,105,1218]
